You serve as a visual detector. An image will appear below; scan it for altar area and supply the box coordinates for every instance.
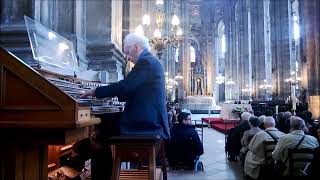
[202,102,252,134]
[186,96,221,114]
[220,103,253,121]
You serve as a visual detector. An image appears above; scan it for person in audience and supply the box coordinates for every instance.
[303,110,318,138]
[317,126,320,140]
[258,115,266,130]
[226,112,251,161]
[277,111,292,133]
[240,116,262,171]
[272,117,319,176]
[241,116,262,154]
[244,117,285,179]
[167,112,204,169]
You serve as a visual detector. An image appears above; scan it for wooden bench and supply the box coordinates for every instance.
[109,135,167,180]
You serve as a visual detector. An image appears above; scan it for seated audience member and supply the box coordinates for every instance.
[303,110,318,138]
[167,112,204,168]
[244,117,285,179]
[241,116,262,154]
[226,112,252,161]
[240,116,262,170]
[272,117,319,176]
[276,111,292,133]
[258,115,266,130]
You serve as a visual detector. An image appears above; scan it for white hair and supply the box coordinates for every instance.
[124,33,151,50]
[264,116,276,128]
[290,116,305,130]
[241,112,252,121]
[258,115,266,124]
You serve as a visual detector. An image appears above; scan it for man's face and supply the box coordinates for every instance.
[124,44,138,63]
[183,115,192,125]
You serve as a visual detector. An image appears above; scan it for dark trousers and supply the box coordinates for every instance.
[74,112,121,180]
[73,138,113,180]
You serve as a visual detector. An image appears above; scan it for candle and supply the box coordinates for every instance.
[276,105,279,114]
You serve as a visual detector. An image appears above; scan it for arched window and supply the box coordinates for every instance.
[190,46,196,62]
[175,48,179,62]
[293,15,299,40]
[217,21,226,59]
[221,34,226,54]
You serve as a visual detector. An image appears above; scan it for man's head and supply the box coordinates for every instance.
[290,116,305,131]
[249,116,260,128]
[123,33,150,63]
[241,112,252,121]
[264,116,276,129]
[177,112,192,125]
[258,115,266,125]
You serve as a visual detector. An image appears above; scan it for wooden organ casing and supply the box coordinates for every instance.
[0,47,101,180]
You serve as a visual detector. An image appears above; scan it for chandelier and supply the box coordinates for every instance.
[136,0,183,55]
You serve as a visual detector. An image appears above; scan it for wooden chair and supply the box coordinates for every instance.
[259,140,277,179]
[263,140,277,164]
[109,135,167,180]
[288,148,315,177]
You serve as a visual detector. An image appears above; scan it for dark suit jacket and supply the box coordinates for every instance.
[167,124,204,166]
[94,49,170,139]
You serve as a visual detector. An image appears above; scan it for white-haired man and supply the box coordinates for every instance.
[272,116,319,176]
[79,33,170,179]
[226,112,252,161]
[244,116,285,179]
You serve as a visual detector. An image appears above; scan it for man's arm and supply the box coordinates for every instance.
[192,131,204,156]
[95,60,150,99]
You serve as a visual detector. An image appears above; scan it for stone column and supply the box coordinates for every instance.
[250,0,266,99]
[0,0,35,64]
[236,0,252,100]
[83,0,125,83]
[299,0,320,119]
[181,0,190,97]
[270,0,291,99]
[206,35,214,97]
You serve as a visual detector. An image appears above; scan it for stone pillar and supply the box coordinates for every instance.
[83,0,125,82]
[181,0,190,97]
[300,0,320,119]
[236,0,252,100]
[263,0,272,98]
[206,35,214,97]
[270,0,291,99]
[250,0,266,99]
[0,0,35,64]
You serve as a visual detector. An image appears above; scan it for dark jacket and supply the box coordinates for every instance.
[167,124,204,166]
[95,50,170,139]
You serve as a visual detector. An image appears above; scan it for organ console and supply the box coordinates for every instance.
[0,17,125,180]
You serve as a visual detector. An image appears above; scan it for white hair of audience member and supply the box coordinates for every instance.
[124,33,151,50]
[290,116,305,130]
[241,112,252,121]
[263,116,276,128]
[258,115,266,124]
[182,109,192,114]
[283,111,292,119]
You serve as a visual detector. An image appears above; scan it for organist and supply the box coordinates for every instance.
[78,33,170,180]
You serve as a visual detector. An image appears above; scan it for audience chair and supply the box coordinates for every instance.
[263,140,277,164]
[259,140,277,179]
[288,148,315,178]
[109,135,167,180]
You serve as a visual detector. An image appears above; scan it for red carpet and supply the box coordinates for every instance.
[202,118,239,134]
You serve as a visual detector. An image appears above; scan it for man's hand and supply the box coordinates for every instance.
[79,89,95,98]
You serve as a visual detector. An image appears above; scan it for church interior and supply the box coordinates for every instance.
[0,0,320,180]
